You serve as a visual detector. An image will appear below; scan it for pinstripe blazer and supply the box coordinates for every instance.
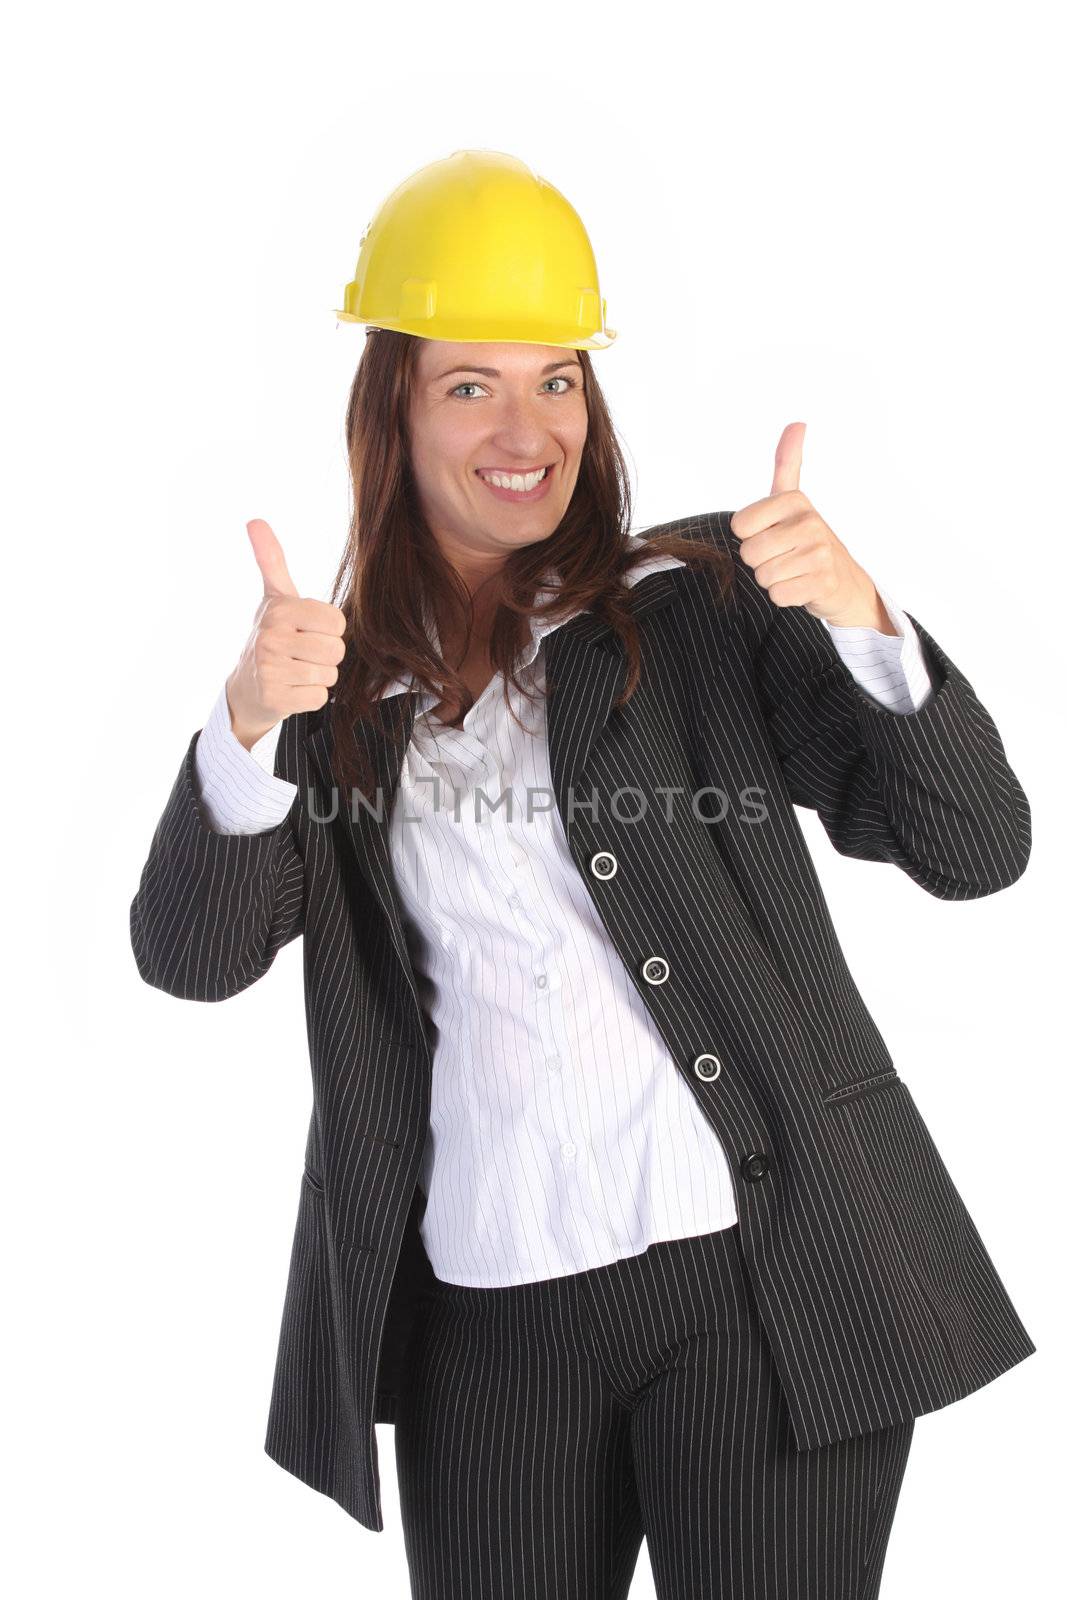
[130,508,1036,1532]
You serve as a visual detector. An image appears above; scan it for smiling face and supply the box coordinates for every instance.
[408,339,589,585]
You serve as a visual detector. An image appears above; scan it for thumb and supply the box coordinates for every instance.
[246,518,300,598]
[771,421,806,496]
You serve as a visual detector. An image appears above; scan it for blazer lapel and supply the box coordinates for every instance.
[304,689,425,1026]
[544,564,683,825]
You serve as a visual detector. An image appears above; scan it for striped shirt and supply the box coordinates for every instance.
[193,536,932,1286]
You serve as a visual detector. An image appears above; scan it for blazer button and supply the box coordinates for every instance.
[590,850,618,880]
[693,1053,722,1082]
[641,955,669,985]
[740,1152,771,1182]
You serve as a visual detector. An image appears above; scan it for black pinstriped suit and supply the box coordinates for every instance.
[130,509,1035,1535]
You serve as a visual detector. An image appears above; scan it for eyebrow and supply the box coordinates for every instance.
[431,359,582,382]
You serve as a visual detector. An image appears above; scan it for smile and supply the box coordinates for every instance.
[475,463,556,502]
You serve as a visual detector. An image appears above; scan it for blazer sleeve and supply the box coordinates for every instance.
[728,529,1031,900]
[130,726,306,1001]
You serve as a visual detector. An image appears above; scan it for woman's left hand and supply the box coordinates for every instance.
[730,423,894,631]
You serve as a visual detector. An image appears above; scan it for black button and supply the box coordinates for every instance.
[740,1152,771,1182]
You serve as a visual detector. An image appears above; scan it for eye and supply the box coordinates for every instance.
[448,375,582,401]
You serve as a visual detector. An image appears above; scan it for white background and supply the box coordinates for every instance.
[4,1,1063,1595]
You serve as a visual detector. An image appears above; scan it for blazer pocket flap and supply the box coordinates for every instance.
[822,1069,901,1106]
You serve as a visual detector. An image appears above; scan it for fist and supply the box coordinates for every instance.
[225,519,347,750]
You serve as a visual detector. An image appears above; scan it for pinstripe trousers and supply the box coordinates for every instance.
[394,1221,914,1599]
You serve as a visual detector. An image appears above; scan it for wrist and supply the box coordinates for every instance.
[823,579,896,634]
[225,676,274,751]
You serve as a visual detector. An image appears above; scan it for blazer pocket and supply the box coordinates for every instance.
[821,1068,901,1106]
[298,1165,378,1254]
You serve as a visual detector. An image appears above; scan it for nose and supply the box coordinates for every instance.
[485,398,561,453]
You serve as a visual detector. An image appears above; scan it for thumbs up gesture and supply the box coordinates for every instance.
[730,424,893,631]
[225,519,348,751]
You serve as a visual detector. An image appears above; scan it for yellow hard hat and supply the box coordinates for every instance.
[334,149,616,350]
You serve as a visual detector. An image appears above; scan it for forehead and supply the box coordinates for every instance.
[418,339,579,380]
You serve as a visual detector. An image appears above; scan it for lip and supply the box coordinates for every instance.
[475,462,556,503]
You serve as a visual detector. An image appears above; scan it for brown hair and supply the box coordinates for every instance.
[323,329,733,797]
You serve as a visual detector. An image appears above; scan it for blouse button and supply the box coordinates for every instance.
[641,955,670,985]
[590,850,618,879]
[693,1053,722,1082]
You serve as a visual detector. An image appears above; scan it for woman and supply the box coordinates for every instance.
[130,151,1035,1599]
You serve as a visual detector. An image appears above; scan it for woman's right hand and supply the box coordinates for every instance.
[225,519,348,751]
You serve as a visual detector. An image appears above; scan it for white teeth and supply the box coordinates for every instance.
[479,467,548,491]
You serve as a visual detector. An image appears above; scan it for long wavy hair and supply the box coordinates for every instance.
[324,329,733,798]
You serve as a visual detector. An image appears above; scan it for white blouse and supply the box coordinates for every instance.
[193,537,932,1286]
